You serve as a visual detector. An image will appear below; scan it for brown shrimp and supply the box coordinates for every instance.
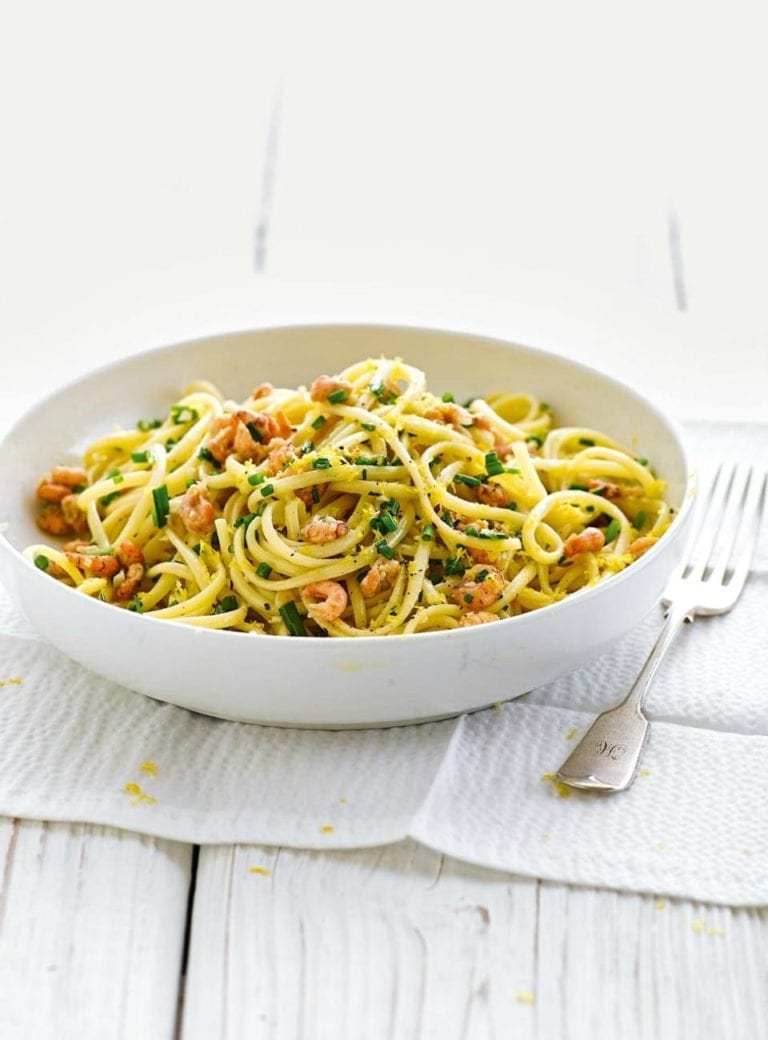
[60,493,89,534]
[586,479,642,500]
[263,441,297,476]
[457,519,498,564]
[359,558,400,598]
[178,485,215,535]
[116,541,145,568]
[36,505,71,536]
[450,565,505,611]
[303,515,349,545]
[310,375,355,403]
[300,581,348,622]
[628,535,657,557]
[251,382,274,400]
[562,527,606,558]
[474,482,513,508]
[296,483,328,507]
[232,410,285,461]
[424,402,474,429]
[36,466,88,503]
[65,550,121,578]
[114,563,145,602]
[458,611,498,627]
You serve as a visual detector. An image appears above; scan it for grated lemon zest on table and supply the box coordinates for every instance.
[248,866,271,876]
[655,899,667,911]
[515,989,535,1005]
[320,824,335,833]
[0,678,23,687]
[122,782,157,807]
[639,768,651,777]
[691,918,706,935]
[140,760,158,776]
[540,773,572,798]
[338,798,347,805]
[565,727,578,741]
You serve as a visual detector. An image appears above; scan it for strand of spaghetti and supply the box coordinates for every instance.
[144,560,226,618]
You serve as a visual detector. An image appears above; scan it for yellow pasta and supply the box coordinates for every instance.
[26,357,671,636]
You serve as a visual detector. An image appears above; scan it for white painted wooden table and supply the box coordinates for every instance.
[1,4,767,1037]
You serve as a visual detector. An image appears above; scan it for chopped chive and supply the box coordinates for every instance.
[376,540,395,560]
[427,568,443,583]
[379,512,397,534]
[301,441,314,456]
[361,422,376,432]
[71,483,86,493]
[569,483,588,491]
[540,402,551,410]
[579,437,596,446]
[478,530,506,540]
[128,596,144,612]
[604,519,621,544]
[256,562,272,579]
[185,478,198,488]
[455,473,483,488]
[422,524,435,541]
[465,525,480,537]
[312,457,332,470]
[485,452,504,477]
[248,472,266,486]
[108,468,124,484]
[255,502,267,517]
[132,451,150,463]
[311,415,328,430]
[245,421,264,443]
[506,501,518,510]
[279,601,306,637]
[165,438,178,449]
[234,513,257,529]
[442,392,455,403]
[311,487,320,504]
[475,569,490,582]
[527,435,543,447]
[198,446,216,463]
[386,498,400,516]
[442,510,455,527]
[137,418,162,431]
[192,543,202,555]
[34,554,49,570]
[212,595,238,615]
[463,593,473,604]
[633,510,647,530]
[170,405,199,424]
[354,456,380,467]
[637,457,649,466]
[444,557,466,577]
[260,483,275,498]
[152,485,170,527]
[505,466,521,474]
[327,389,348,404]
[99,491,121,507]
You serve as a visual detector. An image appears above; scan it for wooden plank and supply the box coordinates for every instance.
[0,816,192,1040]
[183,840,768,1040]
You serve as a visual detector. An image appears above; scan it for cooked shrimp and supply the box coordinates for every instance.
[450,565,505,611]
[114,563,144,601]
[301,581,348,622]
[60,493,89,534]
[563,527,606,558]
[251,382,274,400]
[296,483,328,507]
[310,375,355,403]
[263,441,297,476]
[65,549,121,578]
[36,480,74,503]
[424,402,474,429]
[457,519,495,564]
[359,558,400,598]
[586,479,642,500]
[116,541,145,568]
[628,535,657,557]
[458,611,498,627]
[303,515,349,544]
[206,415,237,463]
[232,410,284,461]
[36,505,71,536]
[475,482,512,508]
[36,466,88,502]
[178,485,215,535]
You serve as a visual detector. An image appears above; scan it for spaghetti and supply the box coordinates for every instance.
[26,357,671,636]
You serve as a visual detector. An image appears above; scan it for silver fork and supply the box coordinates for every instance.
[555,463,767,793]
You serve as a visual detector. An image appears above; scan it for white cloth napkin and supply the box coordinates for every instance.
[1,421,766,905]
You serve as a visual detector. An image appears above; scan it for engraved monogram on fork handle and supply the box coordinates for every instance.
[555,602,693,792]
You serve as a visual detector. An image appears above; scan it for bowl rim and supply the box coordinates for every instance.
[0,320,695,645]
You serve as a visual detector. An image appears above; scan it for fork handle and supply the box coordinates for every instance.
[555,601,694,791]
[620,600,694,714]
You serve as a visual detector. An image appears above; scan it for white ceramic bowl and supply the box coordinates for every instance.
[0,325,694,727]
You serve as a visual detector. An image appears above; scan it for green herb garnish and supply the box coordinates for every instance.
[137,418,162,431]
[444,557,466,577]
[245,421,264,444]
[633,510,647,530]
[248,472,266,486]
[170,405,199,424]
[132,451,150,464]
[212,595,238,615]
[327,389,348,404]
[256,562,272,579]
[260,483,275,497]
[108,468,124,484]
[152,485,170,527]
[442,392,455,403]
[311,415,327,430]
[484,452,504,477]
[34,555,49,570]
[100,491,121,507]
[376,540,395,560]
[455,474,483,488]
[421,524,435,541]
[312,457,332,470]
[279,601,306,637]
[198,446,216,463]
[604,519,621,544]
[361,422,376,432]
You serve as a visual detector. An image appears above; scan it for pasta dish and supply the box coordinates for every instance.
[27,357,671,636]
